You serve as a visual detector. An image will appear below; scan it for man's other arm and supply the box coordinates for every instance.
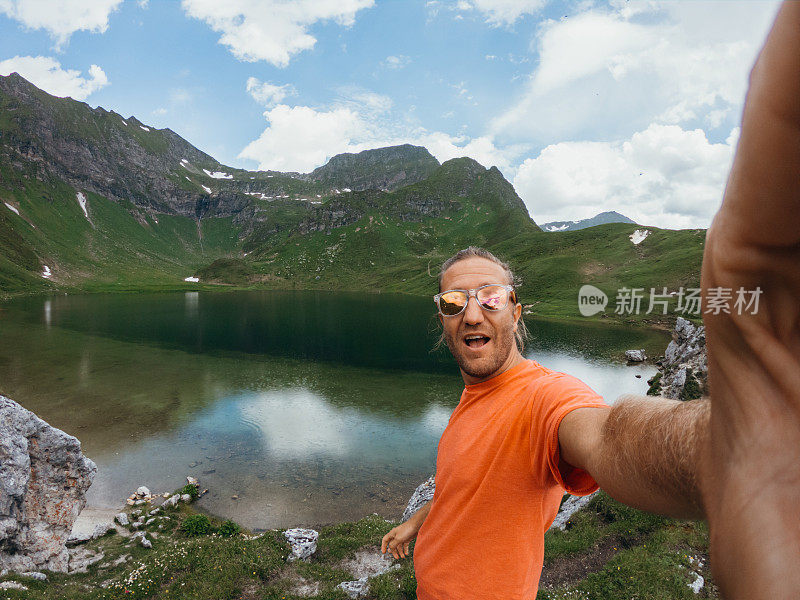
[558,397,709,519]
[381,500,432,559]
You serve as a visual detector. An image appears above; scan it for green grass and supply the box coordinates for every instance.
[538,493,713,600]
[0,493,713,600]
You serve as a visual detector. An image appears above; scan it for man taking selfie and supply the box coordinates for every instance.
[382,3,800,599]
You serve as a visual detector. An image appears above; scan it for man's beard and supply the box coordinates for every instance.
[444,319,516,381]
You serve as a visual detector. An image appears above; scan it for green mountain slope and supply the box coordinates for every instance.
[0,73,705,323]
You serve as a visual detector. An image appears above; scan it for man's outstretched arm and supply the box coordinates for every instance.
[700,2,800,598]
[558,397,708,519]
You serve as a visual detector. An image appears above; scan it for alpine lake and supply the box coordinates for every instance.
[0,290,666,530]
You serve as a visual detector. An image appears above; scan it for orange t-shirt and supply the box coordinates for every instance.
[413,359,608,600]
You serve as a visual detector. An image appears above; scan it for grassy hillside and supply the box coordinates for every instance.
[0,491,714,600]
[0,178,240,295]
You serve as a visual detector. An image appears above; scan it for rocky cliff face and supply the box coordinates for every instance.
[647,317,708,400]
[306,145,440,192]
[0,395,96,573]
[0,74,451,225]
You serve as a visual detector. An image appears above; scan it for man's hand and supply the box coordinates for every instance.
[381,521,416,559]
[381,499,431,559]
[699,3,800,598]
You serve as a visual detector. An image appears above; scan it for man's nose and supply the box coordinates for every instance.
[463,295,484,325]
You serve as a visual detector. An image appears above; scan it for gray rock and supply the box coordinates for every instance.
[0,581,28,591]
[139,535,152,549]
[337,577,369,599]
[402,475,435,522]
[21,571,47,581]
[624,349,646,362]
[92,522,115,539]
[163,495,179,508]
[67,547,104,573]
[145,518,155,526]
[149,508,160,515]
[66,530,93,547]
[339,549,398,579]
[548,492,599,531]
[649,317,708,400]
[180,494,191,503]
[109,554,130,567]
[135,486,150,497]
[284,528,318,561]
[115,513,129,527]
[0,395,96,573]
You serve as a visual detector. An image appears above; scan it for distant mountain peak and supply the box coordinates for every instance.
[308,144,440,192]
[541,211,636,232]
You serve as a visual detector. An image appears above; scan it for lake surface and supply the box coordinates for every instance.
[0,291,666,529]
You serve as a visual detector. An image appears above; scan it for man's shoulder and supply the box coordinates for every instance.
[521,362,600,401]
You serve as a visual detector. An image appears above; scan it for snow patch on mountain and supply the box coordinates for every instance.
[139,125,150,132]
[201,185,212,194]
[41,265,52,279]
[4,202,19,215]
[630,229,650,245]
[203,169,233,179]
[184,276,199,283]
[76,192,89,219]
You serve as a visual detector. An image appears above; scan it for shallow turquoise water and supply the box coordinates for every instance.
[0,291,664,529]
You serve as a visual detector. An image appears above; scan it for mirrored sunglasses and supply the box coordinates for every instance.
[433,284,515,317]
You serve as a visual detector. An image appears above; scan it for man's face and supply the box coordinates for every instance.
[439,257,522,384]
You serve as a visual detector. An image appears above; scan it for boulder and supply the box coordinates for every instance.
[0,395,96,573]
[135,486,150,498]
[647,317,707,400]
[284,528,318,561]
[402,475,435,522]
[624,349,646,362]
[115,513,129,527]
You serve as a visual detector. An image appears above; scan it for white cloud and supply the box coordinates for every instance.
[491,1,780,145]
[239,104,370,172]
[383,55,410,69]
[245,77,295,107]
[415,132,521,174]
[456,0,546,26]
[181,0,374,67]
[513,123,736,229]
[239,90,521,174]
[0,0,122,48]
[152,107,167,115]
[0,55,108,100]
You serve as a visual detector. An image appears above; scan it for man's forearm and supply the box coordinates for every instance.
[589,395,709,519]
[406,500,432,533]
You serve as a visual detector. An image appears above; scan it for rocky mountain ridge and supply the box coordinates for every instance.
[541,211,636,232]
[0,74,451,223]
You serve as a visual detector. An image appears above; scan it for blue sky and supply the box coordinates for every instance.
[0,0,782,228]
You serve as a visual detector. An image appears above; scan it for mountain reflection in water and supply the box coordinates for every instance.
[0,291,664,528]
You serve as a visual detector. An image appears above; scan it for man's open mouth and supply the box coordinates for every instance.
[464,334,491,349]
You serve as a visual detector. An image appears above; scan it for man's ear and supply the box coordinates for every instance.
[513,302,522,330]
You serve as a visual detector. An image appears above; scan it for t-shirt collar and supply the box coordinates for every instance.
[463,359,533,392]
